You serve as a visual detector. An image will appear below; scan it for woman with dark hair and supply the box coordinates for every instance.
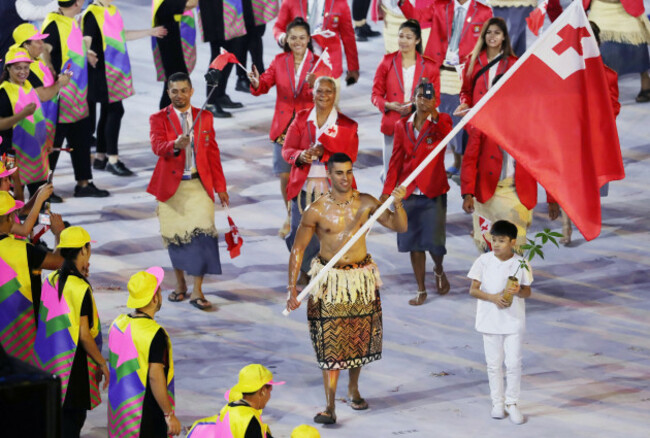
[34,226,108,438]
[248,17,318,238]
[371,19,440,181]
[455,17,516,115]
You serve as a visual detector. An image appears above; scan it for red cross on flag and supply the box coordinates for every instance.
[469,1,624,241]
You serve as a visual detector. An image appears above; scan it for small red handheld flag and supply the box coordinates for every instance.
[310,48,333,78]
[526,0,549,36]
[209,48,240,71]
[224,215,243,258]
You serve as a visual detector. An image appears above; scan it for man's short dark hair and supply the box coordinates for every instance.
[167,72,192,88]
[327,153,352,168]
[490,220,517,240]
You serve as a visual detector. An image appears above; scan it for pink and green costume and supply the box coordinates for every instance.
[107,314,175,437]
[151,0,197,81]
[34,272,103,409]
[29,59,58,154]
[41,13,89,123]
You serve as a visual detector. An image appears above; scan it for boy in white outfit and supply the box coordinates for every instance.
[468,220,532,425]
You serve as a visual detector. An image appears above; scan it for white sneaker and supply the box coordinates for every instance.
[491,403,505,419]
[505,403,525,424]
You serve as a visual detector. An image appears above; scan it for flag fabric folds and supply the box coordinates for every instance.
[470,1,624,241]
[209,49,240,71]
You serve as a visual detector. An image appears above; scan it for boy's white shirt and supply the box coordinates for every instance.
[467,252,533,335]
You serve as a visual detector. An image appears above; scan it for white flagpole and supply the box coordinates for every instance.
[282,2,582,316]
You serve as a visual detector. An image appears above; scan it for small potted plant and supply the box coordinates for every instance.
[502,228,563,304]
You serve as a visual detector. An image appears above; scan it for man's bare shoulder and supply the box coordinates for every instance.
[358,192,380,208]
[302,195,328,219]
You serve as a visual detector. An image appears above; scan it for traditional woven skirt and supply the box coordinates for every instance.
[472,178,532,252]
[157,178,222,276]
[307,255,383,370]
[397,194,447,255]
[589,0,650,75]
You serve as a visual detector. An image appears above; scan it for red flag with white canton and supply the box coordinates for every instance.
[469,1,624,241]
[526,0,548,36]
[224,215,243,258]
[209,48,240,71]
[310,48,333,78]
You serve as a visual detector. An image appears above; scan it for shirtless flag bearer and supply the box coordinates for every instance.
[286,152,407,425]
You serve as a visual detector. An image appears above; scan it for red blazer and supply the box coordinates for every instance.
[461,128,549,210]
[282,108,359,200]
[371,51,441,136]
[383,113,453,199]
[460,53,517,106]
[251,51,318,141]
[147,105,227,202]
[272,0,359,78]
[548,0,645,20]
[400,0,492,66]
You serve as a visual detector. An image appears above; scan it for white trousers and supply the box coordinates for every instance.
[482,333,522,406]
[382,134,394,183]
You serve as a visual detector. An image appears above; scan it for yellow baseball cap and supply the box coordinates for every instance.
[4,45,33,65]
[291,425,320,438]
[13,23,49,46]
[0,191,24,216]
[57,226,94,248]
[126,267,164,308]
[228,364,285,402]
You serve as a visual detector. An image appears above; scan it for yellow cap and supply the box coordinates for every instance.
[0,191,24,216]
[126,267,164,308]
[291,424,321,438]
[4,45,33,65]
[13,23,49,46]
[57,226,93,249]
[228,364,285,402]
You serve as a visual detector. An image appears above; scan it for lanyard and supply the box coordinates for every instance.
[406,120,433,154]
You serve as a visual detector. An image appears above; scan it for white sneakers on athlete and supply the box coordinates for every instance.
[505,403,525,424]
[491,403,505,419]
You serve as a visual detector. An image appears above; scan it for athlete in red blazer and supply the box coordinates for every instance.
[251,51,318,142]
[383,112,453,199]
[147,105,227,203]
[282,108,359,201]
[272,0,359,79]
[459,52,517,107]
[372,51,441,136]
[399,0,493,65]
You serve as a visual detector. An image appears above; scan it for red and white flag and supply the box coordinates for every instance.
[224,212,243,258]
[209,48,241,71]
[478,215,492,251]
[310,48,333,78]
[526,0,548,36]
[470,1,624,241]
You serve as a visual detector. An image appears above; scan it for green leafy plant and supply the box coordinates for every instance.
[514,228,563,276]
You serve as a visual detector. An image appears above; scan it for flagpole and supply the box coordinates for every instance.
[282,2,583,316]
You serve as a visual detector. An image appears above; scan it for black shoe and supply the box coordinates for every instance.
[48,193,64,203]
[216,95,243,109]
[205,103,232,118]
[74,182,110,198]
[355,26,368,42]
[361,23,381,38]
[93,157,107,170]
[235,77,251,93]
[106,160,134,176]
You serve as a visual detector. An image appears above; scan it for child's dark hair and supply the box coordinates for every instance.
[57,244,90,299]
[327,152,352,167]
[283,17,314,53]
[490,220,517,240]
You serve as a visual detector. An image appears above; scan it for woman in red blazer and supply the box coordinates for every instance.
[372,19,440,181]
[455,17,517,115]
[381,81,452,306]
[249,17,318,237]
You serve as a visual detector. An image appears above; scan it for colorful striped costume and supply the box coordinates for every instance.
[41,13,89,123]
[0,80,48,185]
[107,314,175,438]
[187,402,269,438]
[83,4,135,103]
[0,244,36,365]
[151,0,197,81]
[29,59,58,153]
[34,272,103,408]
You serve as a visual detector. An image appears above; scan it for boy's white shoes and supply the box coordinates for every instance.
[491,403,505,419]
[505,403,525,424]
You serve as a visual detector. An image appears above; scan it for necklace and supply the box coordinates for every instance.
[327,191,357,207]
